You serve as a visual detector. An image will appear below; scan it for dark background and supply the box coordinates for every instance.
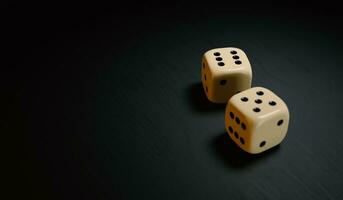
[5,2,343,200]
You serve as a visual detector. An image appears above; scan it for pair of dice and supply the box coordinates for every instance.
[201,47,290,154]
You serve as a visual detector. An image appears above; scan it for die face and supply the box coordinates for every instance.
[250,110,289,154]
[226,87,290,154]
[201,47,252,103]
[201,58,211,97]
[211,73,251,103]
[225,101,254,153]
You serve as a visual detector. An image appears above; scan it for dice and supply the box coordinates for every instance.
[225,87,290,154]
[201,47,252,103]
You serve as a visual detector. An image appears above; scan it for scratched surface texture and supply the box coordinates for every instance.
[7,3,343,200]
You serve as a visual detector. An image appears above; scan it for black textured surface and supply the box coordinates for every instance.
[6,3,343,200]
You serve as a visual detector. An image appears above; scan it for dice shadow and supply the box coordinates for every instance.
[186,83,225,113]
[211,132,280,169]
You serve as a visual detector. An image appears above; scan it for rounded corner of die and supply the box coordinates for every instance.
[247,150,260,154]
[226,98,235,107]
[240,68,253,79]
[240,146,259,154]
[203,48,215,57]
[284,104,290,117]
[227,95,237,104]
[252,86,268,92]
[202,51,209,58]
[230,46,243,51]
[207,95,223,104]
